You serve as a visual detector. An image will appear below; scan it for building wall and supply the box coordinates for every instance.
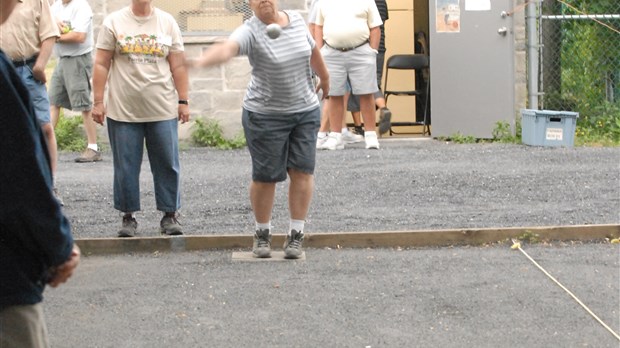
[83,0,526,141]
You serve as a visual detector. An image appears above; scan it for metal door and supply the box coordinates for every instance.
[429,0,515,138]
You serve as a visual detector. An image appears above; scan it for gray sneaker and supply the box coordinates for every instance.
[75,148,102,163]
[253,228,272,258]
[118,216,137,238]
[160,213,183,236]
[283,229,304,259]
[378,107,392,135]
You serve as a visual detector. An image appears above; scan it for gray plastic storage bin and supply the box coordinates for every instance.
[521,109,579,147]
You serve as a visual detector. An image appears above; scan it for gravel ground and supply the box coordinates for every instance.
[56,139,620,238]
[45,140,620,347]
[44,243,620,347]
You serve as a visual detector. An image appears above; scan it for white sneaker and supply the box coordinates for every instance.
[319,133,344,150]
[341,131,364,144]
[365,131,380,149]
[316,136,328,149]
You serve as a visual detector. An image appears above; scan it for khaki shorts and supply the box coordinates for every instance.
[49,53,93,111]
[0,304,49,348]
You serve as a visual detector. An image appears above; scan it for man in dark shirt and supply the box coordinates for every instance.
[0,0,80,346]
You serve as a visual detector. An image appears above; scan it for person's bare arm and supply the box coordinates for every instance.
[315,25,325,49]
[310,46,329,99]
[56,28,86,44]
[369,26,380,51]
[91,48,114,125]
[191,40,240,68]
[47,244,80,288]
[168,51,190,123]
[32,37,55,83]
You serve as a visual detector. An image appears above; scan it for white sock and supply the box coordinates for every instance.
[317,132,328,138]
[289,219,305,234]
[88,143,98,151]
[256,221,271,231]
[365,131,377,138]
[341,127,350,134]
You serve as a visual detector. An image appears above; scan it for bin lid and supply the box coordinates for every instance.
[521,109,579,118]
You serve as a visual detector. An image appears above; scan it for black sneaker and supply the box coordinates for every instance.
[283,230,304,259]
[353,126,365,136]
[253,228,272,258]
[378,107,392,135]
[118,215,137,238]
[160,213,183,236]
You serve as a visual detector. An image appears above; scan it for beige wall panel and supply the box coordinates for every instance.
[387,0,414,10]
[382,10,416,127]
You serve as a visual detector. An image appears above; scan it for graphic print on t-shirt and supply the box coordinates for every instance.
[117,33,168,64]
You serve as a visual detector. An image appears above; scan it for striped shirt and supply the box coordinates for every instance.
[375,0,389,52]
[230,11,319,114]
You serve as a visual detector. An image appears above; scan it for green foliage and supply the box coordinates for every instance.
[191,118,246,150]
[542,1,620,146]
[517,230,541,244]
[492,120,522,144]
[575,102,620,146]
[448,132,477,144]
[55,113,85,152]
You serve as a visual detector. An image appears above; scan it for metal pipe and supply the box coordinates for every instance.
[527,0,540,109]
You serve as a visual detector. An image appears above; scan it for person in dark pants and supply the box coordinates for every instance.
[0,1,81,347]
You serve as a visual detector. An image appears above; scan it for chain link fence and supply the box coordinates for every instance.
[154,0,253,35]
[533,0,620,140]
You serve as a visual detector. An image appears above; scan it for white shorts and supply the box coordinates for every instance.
[321,43,379,96]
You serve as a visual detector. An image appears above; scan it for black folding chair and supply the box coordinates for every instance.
[383,54,430,136]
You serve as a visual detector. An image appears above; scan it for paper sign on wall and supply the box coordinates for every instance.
[436,0,460,33]
[465,0,491,11]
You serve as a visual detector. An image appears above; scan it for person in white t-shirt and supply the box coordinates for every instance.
[191,0,329,259]
[91,0,190,238]
[49,0,100,163]
[315,0,383,149]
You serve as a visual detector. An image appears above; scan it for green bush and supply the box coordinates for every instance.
[492,120,522,144]
[575,102,620,146]
[191,118,246,150]
[55,113,85,152]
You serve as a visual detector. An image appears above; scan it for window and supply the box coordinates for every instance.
[154,0,252,35]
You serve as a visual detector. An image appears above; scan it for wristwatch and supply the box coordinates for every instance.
[178,100,189,105]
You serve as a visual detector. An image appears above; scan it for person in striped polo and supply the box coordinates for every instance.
[191,0,330,259]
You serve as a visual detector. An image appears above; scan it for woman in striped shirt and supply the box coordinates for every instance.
[192,0,329,259]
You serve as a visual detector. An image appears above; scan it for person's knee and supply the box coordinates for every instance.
[288,168,313,182]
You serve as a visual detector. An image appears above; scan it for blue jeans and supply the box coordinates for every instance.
[15,64,51,125]
[107,118,181,213]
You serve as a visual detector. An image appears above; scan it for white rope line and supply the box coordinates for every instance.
[510,239,620,341]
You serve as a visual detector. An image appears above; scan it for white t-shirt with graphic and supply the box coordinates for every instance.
[96,6,183,122]
[51,0,93,57]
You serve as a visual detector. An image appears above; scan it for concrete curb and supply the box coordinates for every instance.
[76,224,620,255]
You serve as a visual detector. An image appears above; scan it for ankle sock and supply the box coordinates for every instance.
[289,219,305,234]
[88,144,98,151]
[256,222,271,231]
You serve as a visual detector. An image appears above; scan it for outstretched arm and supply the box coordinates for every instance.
[191,40,240,68]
